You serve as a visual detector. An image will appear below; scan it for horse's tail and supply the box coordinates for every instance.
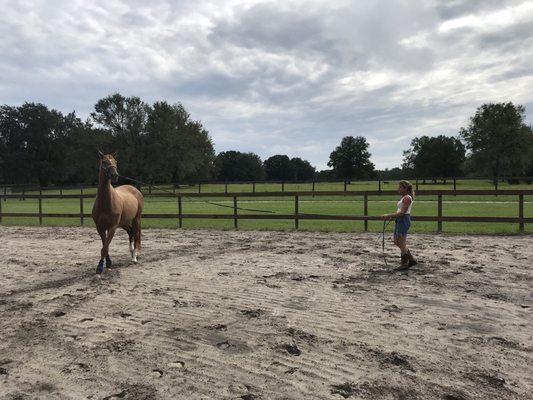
[134,191,143,251]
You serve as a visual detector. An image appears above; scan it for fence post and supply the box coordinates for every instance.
[3,186,6,202]
[80,195,84,226]
[453,177,456,192]
[344,180,347,193]
[312,181,315,197]
[415,179,419,192]
[233,196,238,229]
[281,182,285,192]
[60,186,63,199]
[149,185,152,195]
[294,194,299,230]
[0,193,2,224]
[253,182,256,193]
[178,195,183,228]
[198,183,201,194]
[364,193,368,231]
[519,193,524,232]
[22,188,25,201]
[225,182,228,194]
[437,194,442,233]
[378,179,381,192]
[38,196,43,226]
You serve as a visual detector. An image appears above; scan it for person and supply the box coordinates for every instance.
[382,180,417,270]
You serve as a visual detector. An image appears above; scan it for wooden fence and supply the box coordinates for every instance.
[0,190,531,232]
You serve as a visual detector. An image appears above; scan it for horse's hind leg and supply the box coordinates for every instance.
[131,217,141,263]
[125,227,136,263]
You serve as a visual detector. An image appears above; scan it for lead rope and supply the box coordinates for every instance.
[119,175,277,214]
[377,219,392,266]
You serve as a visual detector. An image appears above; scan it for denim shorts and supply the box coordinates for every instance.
[394,214,411,237]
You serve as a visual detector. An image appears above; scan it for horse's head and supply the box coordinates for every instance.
[98,151,119,183]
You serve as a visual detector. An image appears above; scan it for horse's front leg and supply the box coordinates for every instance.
[97,226,117,274]
[96,226,107,274]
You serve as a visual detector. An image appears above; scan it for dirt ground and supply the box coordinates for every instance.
[0,226,532,400]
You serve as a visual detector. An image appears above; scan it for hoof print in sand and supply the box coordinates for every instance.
[442,394,468,400]
[330,382,358,398]
[214,339,250,354]
[279,344,301,356]
[151,369,163,378]
[206,323,228,331]
[241,309,264,318]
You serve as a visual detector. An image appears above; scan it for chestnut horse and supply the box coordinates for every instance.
[92,152,144,274]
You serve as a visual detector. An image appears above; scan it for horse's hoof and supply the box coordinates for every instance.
[96,260,105,274]
[105,256,112,268]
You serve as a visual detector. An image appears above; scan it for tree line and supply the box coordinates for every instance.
[1,96,532,186]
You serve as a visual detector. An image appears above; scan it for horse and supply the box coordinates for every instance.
[92,151,144,274]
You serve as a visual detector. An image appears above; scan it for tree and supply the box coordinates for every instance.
[62,116,112,184]
[216,151,265,181]
[144,101,216,183]
[91,93,150,178]
[0,103,70,185]
[402,135,465,179]
[264,155,293,180]
[327,136,375,179]
[460,102,533,177]
[290,157,316,181]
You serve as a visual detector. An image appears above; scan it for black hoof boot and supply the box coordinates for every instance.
[96,260,105,274]
[105,255,112,268]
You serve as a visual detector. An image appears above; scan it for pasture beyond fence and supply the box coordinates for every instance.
[0,189,531,233]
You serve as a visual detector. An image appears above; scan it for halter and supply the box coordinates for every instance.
[101,161,117,179]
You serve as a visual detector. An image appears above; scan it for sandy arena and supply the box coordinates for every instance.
[0,226,532,399]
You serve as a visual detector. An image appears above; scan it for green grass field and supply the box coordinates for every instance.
[1,184,532,233]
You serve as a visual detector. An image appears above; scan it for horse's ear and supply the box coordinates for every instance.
[97,150,104,158]
[112,151,118,159]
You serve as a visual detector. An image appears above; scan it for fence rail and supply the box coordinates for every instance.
[0,190,531,233]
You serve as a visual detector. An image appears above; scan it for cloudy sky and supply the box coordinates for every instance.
[1,0,532,169]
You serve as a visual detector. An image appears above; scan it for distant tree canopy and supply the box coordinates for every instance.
[460,102,533,177]
[3,98,532,187]
[0,103,97,186]
[402,135,465,178]
[290,157,316,181]
[264,155,292,180]
[328,136,375,179]
[263,155,316,181]
[0,94,217,185]
[216,151,265,181]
